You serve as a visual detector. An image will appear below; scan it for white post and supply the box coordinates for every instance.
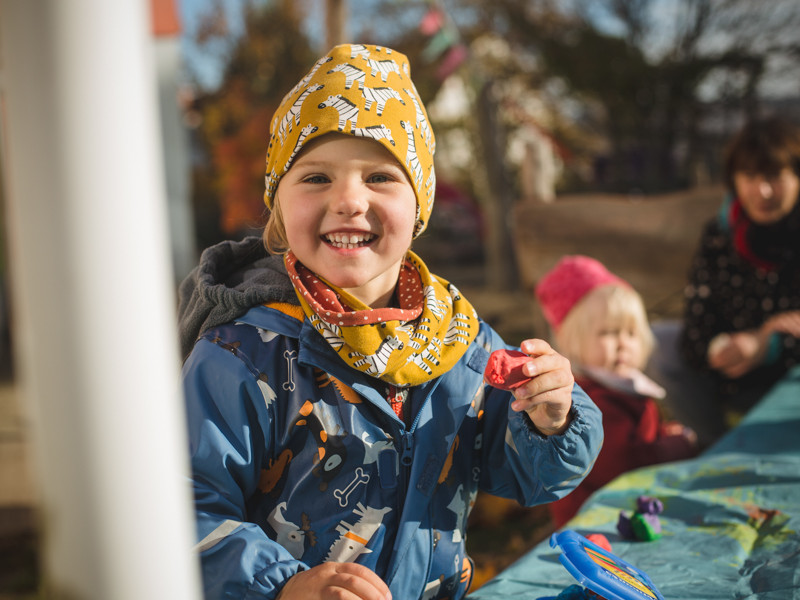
[0,1,202,598]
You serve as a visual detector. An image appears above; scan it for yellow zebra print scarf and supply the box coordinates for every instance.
[285,251,479,386]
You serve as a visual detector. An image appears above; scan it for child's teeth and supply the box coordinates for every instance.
[327,233,372,248]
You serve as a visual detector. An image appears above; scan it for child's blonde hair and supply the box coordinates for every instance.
[263,201,288,255]
[554,283,655,370]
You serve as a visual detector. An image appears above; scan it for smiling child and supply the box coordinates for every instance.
[179,44,602,600]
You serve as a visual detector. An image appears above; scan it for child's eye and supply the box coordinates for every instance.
[367,173,394,184]
[302,174,330,184]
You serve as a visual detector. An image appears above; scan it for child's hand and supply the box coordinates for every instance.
[510,339,574,436]
[277,562,391,600]
[661,421,698,446]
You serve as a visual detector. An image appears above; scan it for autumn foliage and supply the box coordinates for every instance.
[190,1,316,238]
[208,95,274,234]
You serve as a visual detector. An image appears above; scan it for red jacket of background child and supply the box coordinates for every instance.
[549,375,697,528]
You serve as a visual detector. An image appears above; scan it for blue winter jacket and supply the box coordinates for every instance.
[179,238,603,600]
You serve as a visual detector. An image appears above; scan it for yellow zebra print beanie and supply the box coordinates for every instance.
[264,43,436,237]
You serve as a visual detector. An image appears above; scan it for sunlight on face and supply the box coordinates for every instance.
[583,310,645,375]
[573,290,647,376]
[276,134,418,308]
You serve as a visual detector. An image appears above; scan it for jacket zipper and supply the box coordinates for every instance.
[400,431,414,467]
[388,395,429,590]
[400,392,428,468]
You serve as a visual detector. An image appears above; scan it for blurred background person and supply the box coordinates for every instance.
[677,116,800,434]
[536,255,698,528]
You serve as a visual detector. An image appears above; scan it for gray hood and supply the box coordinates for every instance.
[177,236,298,359]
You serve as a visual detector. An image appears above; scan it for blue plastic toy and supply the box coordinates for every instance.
[540,530,666,600]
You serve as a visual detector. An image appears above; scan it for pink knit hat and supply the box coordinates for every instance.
[535,255,629,330]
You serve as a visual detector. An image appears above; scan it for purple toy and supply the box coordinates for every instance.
[617,496,663,541]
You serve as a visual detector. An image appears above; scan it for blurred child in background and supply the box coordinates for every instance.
[536,255,697,527]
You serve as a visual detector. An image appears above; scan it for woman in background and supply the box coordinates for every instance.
[679,116,800,430]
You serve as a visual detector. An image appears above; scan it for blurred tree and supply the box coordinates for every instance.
[464,0,800,192]
[181,0,800,291]
[375,17,524,289]
[189,0,316,244]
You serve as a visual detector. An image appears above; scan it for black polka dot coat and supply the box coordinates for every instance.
[680,203,800,410]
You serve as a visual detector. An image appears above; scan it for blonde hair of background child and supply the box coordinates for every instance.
[554,283,655,370]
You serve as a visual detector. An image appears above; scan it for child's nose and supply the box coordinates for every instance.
[330,179,368,215]
[757,180,774,198]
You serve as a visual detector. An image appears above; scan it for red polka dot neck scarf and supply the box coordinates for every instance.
[284,250,479,386]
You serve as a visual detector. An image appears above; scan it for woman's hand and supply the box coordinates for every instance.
[707,331,765,378]
[708,310,800,378]
[510,339,574,436]
[277,562,391,600]
[764,310,800,338]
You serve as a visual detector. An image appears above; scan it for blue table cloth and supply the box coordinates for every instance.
[468,366,800,599]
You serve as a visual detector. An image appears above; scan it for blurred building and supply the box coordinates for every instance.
[151,0,197,282]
